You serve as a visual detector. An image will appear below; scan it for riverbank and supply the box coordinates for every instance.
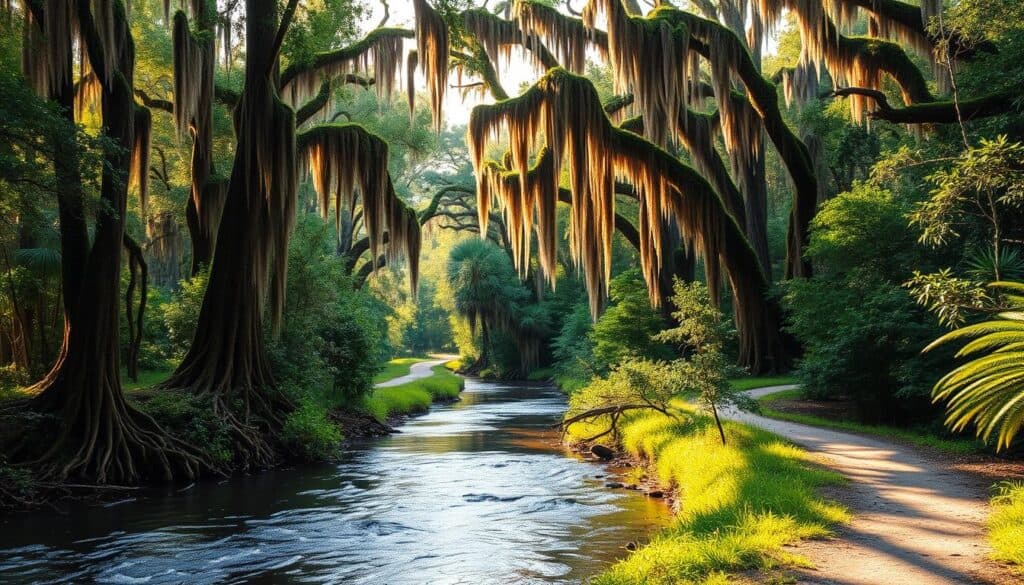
[0,359,464,511]
[566,401,849,584]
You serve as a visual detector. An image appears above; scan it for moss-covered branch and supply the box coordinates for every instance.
[832,87,1020,124]
[278,27,414,91]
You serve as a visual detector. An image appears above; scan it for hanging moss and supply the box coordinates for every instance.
[468,69,785,371]
[278,27,413,107]
[414,0,449,131]
[297,124,421,295]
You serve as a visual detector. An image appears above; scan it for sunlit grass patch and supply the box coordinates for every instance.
[364,366,463,421]
[989,481,1024,572]
[372,357,430,383]
[443,358,463,371]
[571,406,848,584]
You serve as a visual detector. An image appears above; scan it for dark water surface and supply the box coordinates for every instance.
[0,379,667,584]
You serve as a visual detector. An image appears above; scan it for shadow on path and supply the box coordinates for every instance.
[727,385,1014,585]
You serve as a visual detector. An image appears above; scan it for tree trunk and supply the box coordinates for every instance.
[163,0,293,466]
[23,7,203,482]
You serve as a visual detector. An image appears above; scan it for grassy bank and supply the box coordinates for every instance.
[364,366,464,421]
[728,376,798,391]
[757,389,981,454]
[372,357,431,384]
[989,482,1024,573]
[569,405,848,584]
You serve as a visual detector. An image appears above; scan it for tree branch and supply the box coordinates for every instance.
[832,87,1020,124]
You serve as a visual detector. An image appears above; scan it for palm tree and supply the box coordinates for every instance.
[927,282,1024,450]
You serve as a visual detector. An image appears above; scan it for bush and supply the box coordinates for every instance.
[162,269,209,361]
[590,269,672,369]
[136,391,233,465]
[782,183,949,424]
[281,400,343,461]
[0,364,28,397]
[270,215,392,409]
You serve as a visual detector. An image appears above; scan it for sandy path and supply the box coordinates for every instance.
[723,385,1015,585]
[374,357,453,388]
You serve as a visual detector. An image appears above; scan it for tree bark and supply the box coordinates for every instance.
[163,0,293,466]
[21,1,203,483]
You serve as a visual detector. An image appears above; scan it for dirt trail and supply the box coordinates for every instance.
[725,385,1016,585]
[374,357,453,388]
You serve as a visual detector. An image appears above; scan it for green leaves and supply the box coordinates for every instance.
[927,281,1024,450]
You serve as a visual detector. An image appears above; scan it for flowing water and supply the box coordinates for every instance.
[0,378,667,584]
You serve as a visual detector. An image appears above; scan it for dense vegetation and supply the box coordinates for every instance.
[1,0,1023,581]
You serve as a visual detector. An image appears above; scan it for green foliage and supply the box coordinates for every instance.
[271,216,391,407]
[445,238,544,374]
[281,400,343,461]
[654,281,752,430]
[280,0,364,71]
[807,182,919,275]
[0,364,28,397]
[925,281,1024,450]
[551,302,598,392]
[989,481,1024,572]
[567,359,685,437]
[578,409,847,585]
[911,136,1024,254]
[590,269,671,368]
[785,275,945,421]
[162,269,210,361]
[136,392,233,465]
[784,182,948,423]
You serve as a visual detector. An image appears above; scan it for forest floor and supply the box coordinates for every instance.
[727,385,1024,585]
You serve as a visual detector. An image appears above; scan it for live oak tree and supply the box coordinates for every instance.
[160,0,428,464]
[11,0,204,482]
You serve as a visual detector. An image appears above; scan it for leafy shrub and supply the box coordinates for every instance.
[270,215,392,409]
[136,392,233,465]
[0,364,28,396]
[162,269,210,361]
[783,183,948,424]
[590,269,672,368]
[281,400,343,461]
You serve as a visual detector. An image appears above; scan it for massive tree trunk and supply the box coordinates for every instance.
[19,0,202,483]
[163,0,295,466]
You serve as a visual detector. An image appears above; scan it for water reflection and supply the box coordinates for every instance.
[0,379,666,584]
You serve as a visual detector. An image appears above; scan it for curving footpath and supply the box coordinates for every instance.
[374,357,454,388]
[725,385,1016,585]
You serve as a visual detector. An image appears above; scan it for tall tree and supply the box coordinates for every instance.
[14,0,202,482]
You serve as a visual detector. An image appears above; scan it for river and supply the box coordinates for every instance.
[0,378,666,584]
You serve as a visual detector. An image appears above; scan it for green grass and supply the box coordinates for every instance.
[728,376,799,391]
[757,389,983,455]
[989,482,1024,573]
[122,368,174,391]
[372,357,431,384]
[364,366,464,421]
[568,402,848,585]
[526,367,554,381]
